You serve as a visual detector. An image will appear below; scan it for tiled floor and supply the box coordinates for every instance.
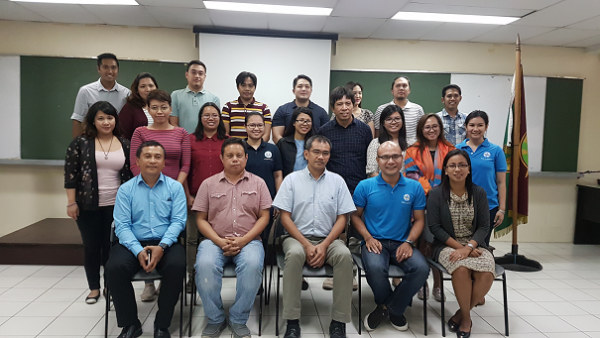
[1,242,600,337]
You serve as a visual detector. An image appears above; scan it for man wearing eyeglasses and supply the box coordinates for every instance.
[272,135,356,338]
[436,84,467,145]
[351,141,428,332]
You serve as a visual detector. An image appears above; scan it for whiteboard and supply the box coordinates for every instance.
[199,33,331,121]
[0,56,20,159]
[450,74,547,172]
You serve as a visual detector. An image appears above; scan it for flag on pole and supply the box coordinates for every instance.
[495,67,529,238]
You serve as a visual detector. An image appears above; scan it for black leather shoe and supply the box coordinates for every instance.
[284,323,301,338]
[117,321,142,338]
[329,321,346,338]
[154,327,171,338]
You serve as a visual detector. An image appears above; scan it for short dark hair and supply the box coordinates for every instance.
[245,112,265,125]
[194,102,228,141]
[305,135,331,151]
[329,86,355,108]
[186,60,206,72]
[378,104,407,151]
[127,72,159,108]
[221,137,247,156]
[391,76,411,90]
[146,89,171,106]
[97,53,119,68]
[136,140,166,158]
[236,71,257,88]
[442,84,462,97]
[82,101,122,139]
[282,106,316,139]
[465,110,489,126]
[293,74,312,88]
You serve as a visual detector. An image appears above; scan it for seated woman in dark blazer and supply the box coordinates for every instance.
[427,149,495,338]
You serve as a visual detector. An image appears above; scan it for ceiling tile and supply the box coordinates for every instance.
[470,25,555,44]
[267,14,327,32]
[331,0,410,19]
[208,11,267,30]
[420,22,500,42]
[565,34,600,47]
[400,3,531,17]
[322,17,385,38]
[145,6,212,29]
[513,0,600,28]
[523,28,600,46]
[370,20,442,40]
[406,0,562,11]
[82,5,161,27]
[16,3,104,25]
[567,15,600,30]
[137,0,205,8]
[0,1,50,22]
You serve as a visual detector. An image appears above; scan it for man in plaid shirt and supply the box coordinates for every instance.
[436,84,467,146]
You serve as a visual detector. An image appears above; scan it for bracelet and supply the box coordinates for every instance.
[66,202,77,208]
[498,210,506,214]
[467,243,475,251]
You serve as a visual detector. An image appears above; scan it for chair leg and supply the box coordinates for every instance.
[502,273,509,336]
[189,271,194,337]
[423,280,427,336]
[267,261,274,305]
[440,271,446,337]
[358,267,362,335]
[104,286,110,338]
[180,281,184,338]
[259,268,264,336]
[276,266,281,337]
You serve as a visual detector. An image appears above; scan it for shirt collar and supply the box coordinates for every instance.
[186,86,206,94]
[333,115,356,128]
[95,78,120,92]
[137,172,165,187]
[441,109,464,118]
[303,166,327,181]
[202,133,218,141]
[244,139,267,149]
[217,170,250,184]
[237,97,256,105]
[292,100,315,109]
[460,138,490,148]
[376,172,406,187]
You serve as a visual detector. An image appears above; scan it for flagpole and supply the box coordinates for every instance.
[494,35,543,272]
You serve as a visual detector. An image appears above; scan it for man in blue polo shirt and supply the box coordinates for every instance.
[272,74,329,143]
[351,141,428,332]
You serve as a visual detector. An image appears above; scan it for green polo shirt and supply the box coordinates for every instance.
[170,86,220,133]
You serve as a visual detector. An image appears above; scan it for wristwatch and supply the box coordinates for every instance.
[467,243,475,251]
[159,243,169,251]
[404,240,416,248]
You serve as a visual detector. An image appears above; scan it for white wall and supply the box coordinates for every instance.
[0,56,20,159]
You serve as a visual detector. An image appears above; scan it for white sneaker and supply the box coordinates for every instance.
[322,277,334,290]
[141,283,157,302]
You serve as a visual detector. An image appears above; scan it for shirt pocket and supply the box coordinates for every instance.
[319,193,337,214]
[156,200,173,219]
[241,190,259,215]
[210,192,228,212]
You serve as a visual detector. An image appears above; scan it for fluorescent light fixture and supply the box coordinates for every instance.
[392,11,519,25]
[204,1,332,16]
[10,0,138,4]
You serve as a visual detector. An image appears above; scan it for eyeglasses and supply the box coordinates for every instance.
[423,125,440,131]
[310,150,330,157]
[296,119,312,125]
[446,163,469,169]
[149,105,170,112]
[202,115,220,120]
[384,117,402,124]
[377,154,402,161]
[247,124,265,129]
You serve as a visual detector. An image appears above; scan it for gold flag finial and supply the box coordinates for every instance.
[516,34,521,51]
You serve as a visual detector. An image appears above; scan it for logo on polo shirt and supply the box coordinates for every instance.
[265,151,272,159]
[404,194,410,201]
[483,152,491,158]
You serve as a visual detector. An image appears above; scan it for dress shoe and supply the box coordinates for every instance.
[117,321,142,338]
[154,327,171,338]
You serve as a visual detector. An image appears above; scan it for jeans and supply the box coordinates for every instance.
[361,240,429,316]
[485,207,499,246]
[195,239,264,325]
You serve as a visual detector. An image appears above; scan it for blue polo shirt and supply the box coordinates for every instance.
[244,140,283,199]
[353,174,426,242]
[272,100,329,130]
[456,138,507,210]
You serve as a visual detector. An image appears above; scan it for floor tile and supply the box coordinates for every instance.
[545,333,591,338]
[483,315,539,334]
[571,301,600,315]
[0,265,44,277]
[560,314,600,331]
[40,315,101,336]
[0,316,55,336]
[0,287,48,301]
[14,276,62,289]
[0,301,29,316]
[31,266,78,278]
[36,288,87,302]
[14,301,72,317]
[519,289,565,302]
[507,301,552,316]
[538,301,590,316]
[521,315,578,333]
[0,276,26,288]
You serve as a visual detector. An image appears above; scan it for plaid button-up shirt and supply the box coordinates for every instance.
[437,109,467,146]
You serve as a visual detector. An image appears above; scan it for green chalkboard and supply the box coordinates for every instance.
[329,70,451,117]
[20,56,187,160]
[542,77,582,172]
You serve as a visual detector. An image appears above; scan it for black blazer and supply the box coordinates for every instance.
[427,184,490,260]
[277,135,298,178]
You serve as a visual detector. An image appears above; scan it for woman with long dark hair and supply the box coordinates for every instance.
[277,106,316,178]
[365,104,407,177]
[64,101,132,304]
[427,149,495,338]
[119,72,159,140]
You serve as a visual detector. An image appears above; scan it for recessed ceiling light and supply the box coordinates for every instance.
[204,1,332,16]
[10,0,138,4]
[392,11,519,25]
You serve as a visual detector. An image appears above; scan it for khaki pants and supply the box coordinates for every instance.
[282,236,353,323]
[186,211,199,274]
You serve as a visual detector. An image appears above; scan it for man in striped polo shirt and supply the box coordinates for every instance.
[374,76,424,145]
[222,71,272,142]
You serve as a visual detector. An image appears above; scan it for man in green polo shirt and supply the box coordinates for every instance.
[170,60,220,133]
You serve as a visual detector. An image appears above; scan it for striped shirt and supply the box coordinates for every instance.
[437,109,467,145]
[221,97,271,139]
[374,100,424,146]
[130,127,191,179]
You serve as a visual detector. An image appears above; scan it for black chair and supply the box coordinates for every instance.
[188,230,265,337]
[105,223,186,338]
[425,258,509,337]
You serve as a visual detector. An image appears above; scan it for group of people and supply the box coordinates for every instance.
[64,52,508,338]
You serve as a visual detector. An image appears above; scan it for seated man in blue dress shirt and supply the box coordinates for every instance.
[351,141,429,332]
[106,140,187,338]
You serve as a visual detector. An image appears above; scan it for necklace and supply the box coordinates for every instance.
[97,136,113,160]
